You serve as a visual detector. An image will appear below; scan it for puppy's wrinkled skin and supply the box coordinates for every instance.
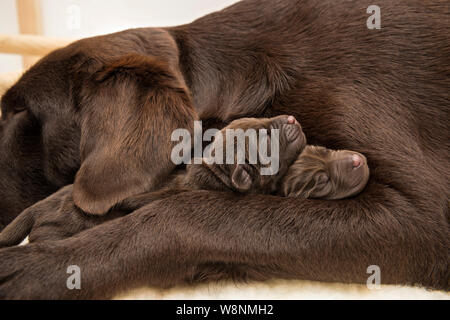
[0,0,449,298]
[0,115,305,246]
[175,115,306,194]
[281,145,370,200]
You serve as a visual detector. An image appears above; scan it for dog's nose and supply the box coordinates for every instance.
[282,116,303,143]
[351,154,363,168]
[287,115,296,124]
[335,152,366,173]
[345,152,366,171]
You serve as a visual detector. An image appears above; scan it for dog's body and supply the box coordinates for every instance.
[0,0,449,298]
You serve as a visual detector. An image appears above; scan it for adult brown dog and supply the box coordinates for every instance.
[0,0,448,298]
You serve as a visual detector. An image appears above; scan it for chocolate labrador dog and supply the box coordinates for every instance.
[0,0,449,298]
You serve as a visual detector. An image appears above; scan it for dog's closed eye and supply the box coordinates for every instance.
[12,106,26,114]
[1,106,27,121]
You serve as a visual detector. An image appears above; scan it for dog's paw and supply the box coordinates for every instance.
[0,245,68,299]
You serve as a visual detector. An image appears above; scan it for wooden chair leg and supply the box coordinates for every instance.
[16,0,43,69]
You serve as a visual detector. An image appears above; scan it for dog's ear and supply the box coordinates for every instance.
[73,54,196,215]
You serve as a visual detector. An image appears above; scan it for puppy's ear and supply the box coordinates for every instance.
[230,165,253,192]
[73,54,196,215]
[201,160,253,193]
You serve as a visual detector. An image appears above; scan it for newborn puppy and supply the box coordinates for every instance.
[0,115,306,246]
[280,145,370,199]
[166,115,306,194]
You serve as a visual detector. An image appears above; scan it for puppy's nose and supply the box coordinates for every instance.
[287,116,296,124]
[352,154,362,168]
[282,116,303,143]
[346,152,367,171]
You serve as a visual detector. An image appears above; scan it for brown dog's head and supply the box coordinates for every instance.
[192,115,306,194]
[281,145,370,199]
[0,29,197,227]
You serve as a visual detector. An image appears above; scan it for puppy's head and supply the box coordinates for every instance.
[200,115,306,194]
[281,145,370,199]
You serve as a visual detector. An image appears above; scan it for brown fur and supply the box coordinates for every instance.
[0,0,449,298]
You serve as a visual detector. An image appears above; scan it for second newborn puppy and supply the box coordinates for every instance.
[281,145,370,200]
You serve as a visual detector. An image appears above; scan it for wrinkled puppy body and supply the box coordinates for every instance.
[173,115,306,194]
[281,145,370,200]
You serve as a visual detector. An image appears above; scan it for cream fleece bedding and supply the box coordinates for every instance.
[115,280,449,300]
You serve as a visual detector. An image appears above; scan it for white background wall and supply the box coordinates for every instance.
[0,0,239,73]
[0,0,21,72]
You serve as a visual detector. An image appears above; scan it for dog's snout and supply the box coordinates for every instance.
[336,151,367,173]
[335,152,367,173]
[287,115,296,124]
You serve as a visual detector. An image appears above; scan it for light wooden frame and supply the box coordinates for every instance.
[0,1,72,97]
